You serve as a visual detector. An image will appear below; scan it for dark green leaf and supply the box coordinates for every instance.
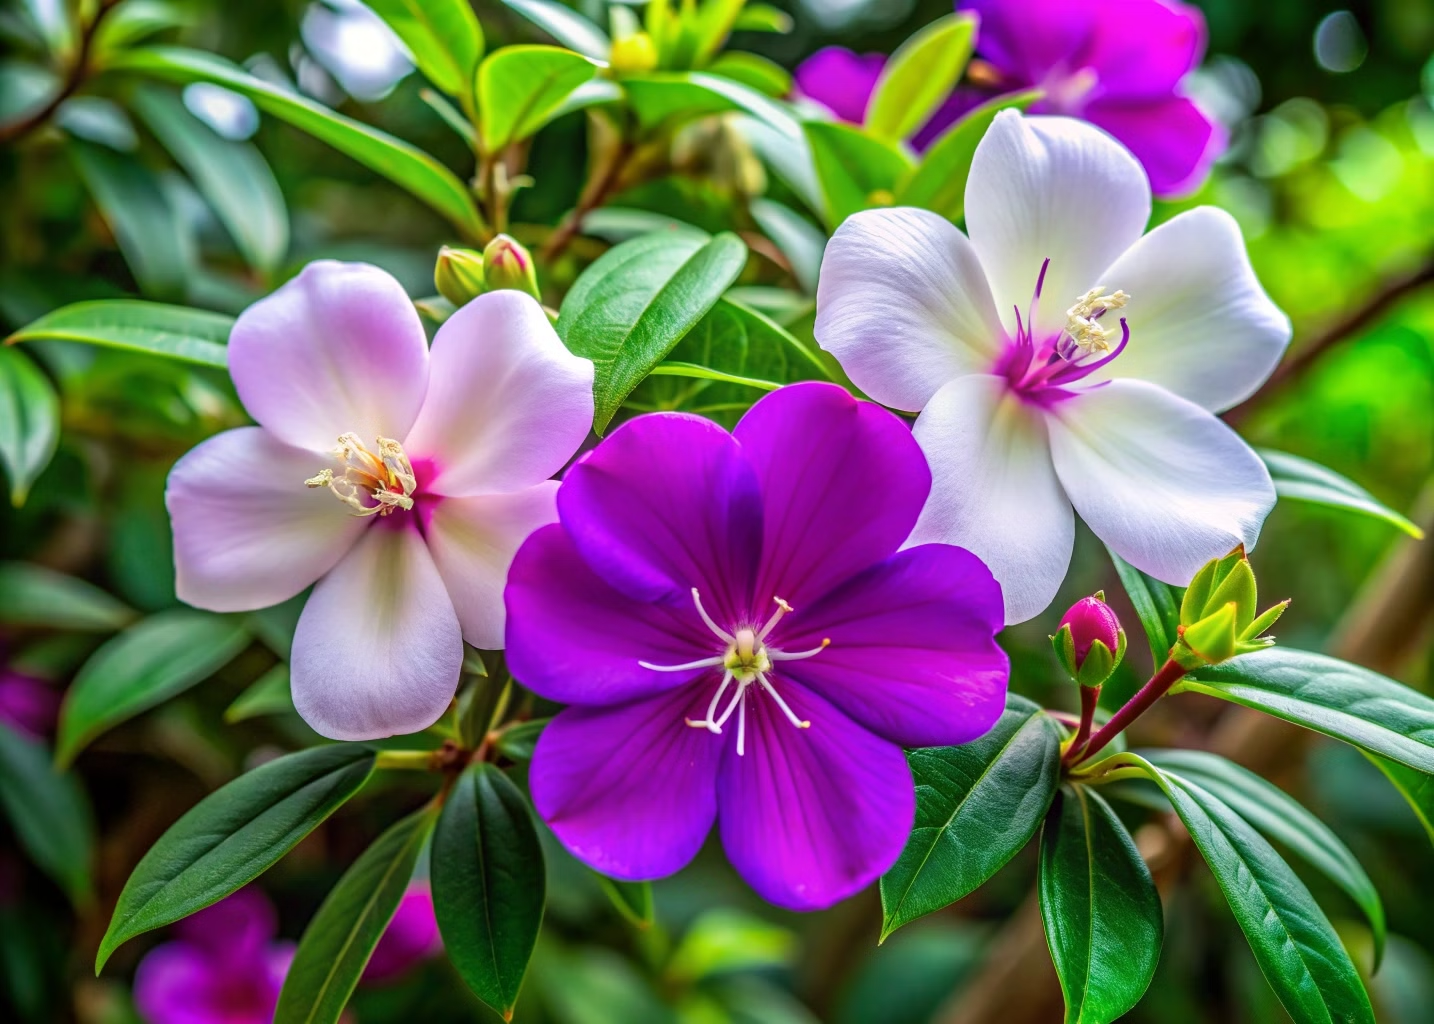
[864,13,975,143]
[0,562,136,631]
[277,804,437,1024]
[557,230,747,432]
[500,0,609,61]
[477,45,599,153]
[1107,546,1181,672]
[224,664,294,723]
[1039,785,1162,1024]
[1366,752,1434,846]
[0,722,95,907]
[1259,448,1423,538]
[596,875,654,930]
[0,346,59,505]
[803,121,913,228]
[97,744,377,971]
[7,299,232,368]
[366,0,483,103]
[432,764,545,1018]
[458,676,511,749]
[57,609,251,766]
[879,695,1062,939]
[495,718,548,762]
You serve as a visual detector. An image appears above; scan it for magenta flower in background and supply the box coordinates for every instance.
[505,382,1009,911]
[794,46,886,125]
[363,883,441,984]
[165,261,593,740]
[0,667,60,740]
[133,887,292,1024]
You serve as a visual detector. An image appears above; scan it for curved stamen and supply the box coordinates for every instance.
[737,688,747,756]
[690,588,736,643]
[686,669,736,733]
[1046,317,1130,385]
[768,638,831,661]
[757,597,793,640]
[640,654,724,673]
[756,671,810,729]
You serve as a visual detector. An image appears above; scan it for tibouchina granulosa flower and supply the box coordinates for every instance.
[166,261,593,739]
[504,382,1009,910]
[815,111,1290,624]
[363,883,441,984]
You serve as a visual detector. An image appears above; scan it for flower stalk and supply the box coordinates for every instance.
[1063,657,1188,767]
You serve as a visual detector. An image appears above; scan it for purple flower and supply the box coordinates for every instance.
[505,383,1009,910]
[0,668,59,740]
[133,887,293,1024]
[363,883,441,984]
[794,47,887,125]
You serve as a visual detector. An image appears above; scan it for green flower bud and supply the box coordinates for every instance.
[482,234,541,300]
[1173,547,1288,667]
[434,246,486,307]
[1177,601,1239,668]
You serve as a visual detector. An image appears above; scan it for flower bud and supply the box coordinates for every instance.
[610,31,658,73]
[481,234,541,300]
[1174,546,1288,668]
[1051,592,1126,688]
[433,245,486,307]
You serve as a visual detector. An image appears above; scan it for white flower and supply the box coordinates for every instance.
[814,111,1291,624]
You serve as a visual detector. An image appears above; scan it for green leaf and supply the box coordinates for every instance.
[111,47,485,237]
[458,675,510,749]
[668,909,796,982]
[622,72,800,137]
[0,346,58,506]
[432,764,545,1018]
[1259,448,1423,539]
[1107,546,1181,672]
[879,695,1063,940]
[495,718,548,762]
[1366,752,1434,846]
[896,89,1042,220]
[57,609,251,766]
[864,13,975,143]
[803,121,913,229]
[1175,648,1434,774]
[749,198,824,294]
[557,229,747,433]
[1133,756,1374,1024]
[0,722,95,907]
[1144,748,1385,964]
[224,664,294,723]
[706,51,791,98]
[276,804,437,1024]
[501,0,610,61]
[94,0,198,55]
[97,743,377,972]
[731,4,793,33]
[7,299,232,368]
[596,876,653,929]
[0,562,136,631]
[477,45,599,153]
[365,0,482,103]
[1039,785,1162,1024]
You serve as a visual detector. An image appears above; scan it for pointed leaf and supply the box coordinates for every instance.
[0,346,59,506]
[596,876,653,929]
[1259,448,1423,538]
[7,300,233,368]
[365,0,483,102]
[224,664,295,723]
[749,197,824,294]
[864,13,975,143]
[0,562,137,631]
[500,0,610,61]
[477,45,600,152]
[0,722,95,907]
[1366,752,1434,847]
[494,718,548,762]
[803,120,912,228]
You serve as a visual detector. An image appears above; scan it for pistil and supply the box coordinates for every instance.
[305,433,417,517]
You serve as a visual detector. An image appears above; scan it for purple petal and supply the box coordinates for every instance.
[228,261,430,453]
[1085,94,1226,198]
[910,88,988,152]
[173,887,276,959]
[794,47,886,124]
[734,383,929,609]
[0,670,59,740]
[557,413,763,623]
[133,941,283,1024]
[505,524,719,706]
[771,544,1008,749]
[1081,0,1205,100]
[531,684,723,880]
[364,884,440,984]
[960,0,1096,88]
[716,681,913,911]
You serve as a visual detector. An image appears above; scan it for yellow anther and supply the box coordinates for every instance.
[305,434,418,517]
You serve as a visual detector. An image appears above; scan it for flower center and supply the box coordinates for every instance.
[305,433,417,517]
[1041,66,1100,114]
[638,589,830,756]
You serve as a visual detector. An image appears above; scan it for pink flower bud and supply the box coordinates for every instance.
[1059,596,1122,667]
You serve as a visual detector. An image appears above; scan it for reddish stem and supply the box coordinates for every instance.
[1065,684,1101,761]
[1065,657,1187,767]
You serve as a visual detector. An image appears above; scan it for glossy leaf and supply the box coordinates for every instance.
[477,45,599,153]
[57,609,251,766]
[0,722,95,907]
[0,346,59,505]
[1039,785,1162,1024]
[1260,448,1423,538]
[803,121,912,228]
[501,0,609,61]
[879,695,1063,939]
[1107,545,1181,673]
[0,562,136,631]
[749,197,824,294]
[432,764,545,1018]
[557,230,747,432]
[224,664,295,723]
[596,876,653,929]
[622,72,801,137]
[865,13,975,143]
[97,744,377,971]
[276,804,437,1024]
[495,718,548,762]
[7,299,232,368]
[1367,753,1434,846]
[366,0,483,103]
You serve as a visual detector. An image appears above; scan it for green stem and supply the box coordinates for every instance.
[374,749,437,771]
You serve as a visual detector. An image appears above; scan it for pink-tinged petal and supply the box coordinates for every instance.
[910,375,1074,624]
[402,290,594,497]
[424,482,560,650]
[965,111,1151,339]
[794,47,886,124]
[734,383,930,609]
[291,522,462,740]
[1085,94,1225,198]
[1088,207,1289,411]
[1047,378,1275,585]
[1082,0,1205,99]
[557,413,763,623]
[815,207,1005,412]
[229,261,429,452]
[166,427,367,613]
[505,524,721,706]
[773,544,1007,749]
[133,944,226,1024]
[716,682,913,911]
[531,684,722,880]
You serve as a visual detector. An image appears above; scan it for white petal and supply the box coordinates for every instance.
[1087,207,1292,412]
[909,375,1074,624]
[166,427,366,612]
[291,523,462,740]
[814,207,1005,412]
[966,111,1151,338]
[424,482,559,650]
[403,291,594,497]
[1046,379,1275,585]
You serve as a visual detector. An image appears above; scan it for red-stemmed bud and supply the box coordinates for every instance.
[1052,592,1126,688]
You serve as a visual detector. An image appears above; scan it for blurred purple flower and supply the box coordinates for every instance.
[363,884,441,984]
[793,47,886,125]
[0,668,59,740]
[505,382,1009,911]
[133,887,293,1024]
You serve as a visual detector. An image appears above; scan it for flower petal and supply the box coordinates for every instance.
[290,522,462,739]
[557,413,763,623]
[1046,378,1275,585]
[910,375,1074,624]
[794,46,885,124]
[959,0,1095,86]
[965,111,1151,338]
[1085,94,1225,198]
[1087,207,1289,410]
[531,685,722,881]
[133,944,228,1024]
[734,383,930,608]
[1081,0,1205,99]
[424,483,559,650]
[716,682,913,911]
[773,544,1008,748]
[814,207,1005,412]
[229,261,429,452]
[505,524,721,706]
[402,290,594,497]
[167,427,367,613]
